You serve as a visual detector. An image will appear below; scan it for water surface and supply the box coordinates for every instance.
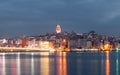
[0,51,119,75]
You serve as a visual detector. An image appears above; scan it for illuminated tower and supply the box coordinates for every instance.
[56,24,61,33]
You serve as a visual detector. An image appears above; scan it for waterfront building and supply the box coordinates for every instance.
[86,41,92,49]
[28,37,36,48]
[39,41,51,49]
[21,37,28,47]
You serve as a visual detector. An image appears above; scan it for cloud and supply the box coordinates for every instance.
[100,3,120,22]
[0,0,120,37]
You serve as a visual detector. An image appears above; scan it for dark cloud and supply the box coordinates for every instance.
[0,0,120,37]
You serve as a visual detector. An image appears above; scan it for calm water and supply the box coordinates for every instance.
[0,51,119,75]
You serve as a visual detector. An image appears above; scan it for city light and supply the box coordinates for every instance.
[100,43,112,51]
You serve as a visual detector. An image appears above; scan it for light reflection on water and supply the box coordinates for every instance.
[105,51,110,75]
[116,50,119,75]
[0,51,119,75]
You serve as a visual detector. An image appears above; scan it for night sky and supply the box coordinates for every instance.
[0,0,120,37]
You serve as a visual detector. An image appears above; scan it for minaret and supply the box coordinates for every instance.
[56,24,61,34]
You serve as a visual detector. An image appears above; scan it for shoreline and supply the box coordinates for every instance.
[0,47,118,52]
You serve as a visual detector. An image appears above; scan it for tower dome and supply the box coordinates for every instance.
[56,24,61,33]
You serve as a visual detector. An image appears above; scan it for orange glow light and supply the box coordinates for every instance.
[105,51,110,75]
[100,43,112,51]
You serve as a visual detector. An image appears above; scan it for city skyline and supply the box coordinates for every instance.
[0,0,120,37]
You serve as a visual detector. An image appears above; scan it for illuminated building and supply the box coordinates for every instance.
[39,41,55,50]
[56,24,61,34]
[21,37,28,47]
[100,41,113,51]
[28,38,36,48]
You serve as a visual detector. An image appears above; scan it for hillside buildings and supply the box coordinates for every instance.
[0,25,120,51]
